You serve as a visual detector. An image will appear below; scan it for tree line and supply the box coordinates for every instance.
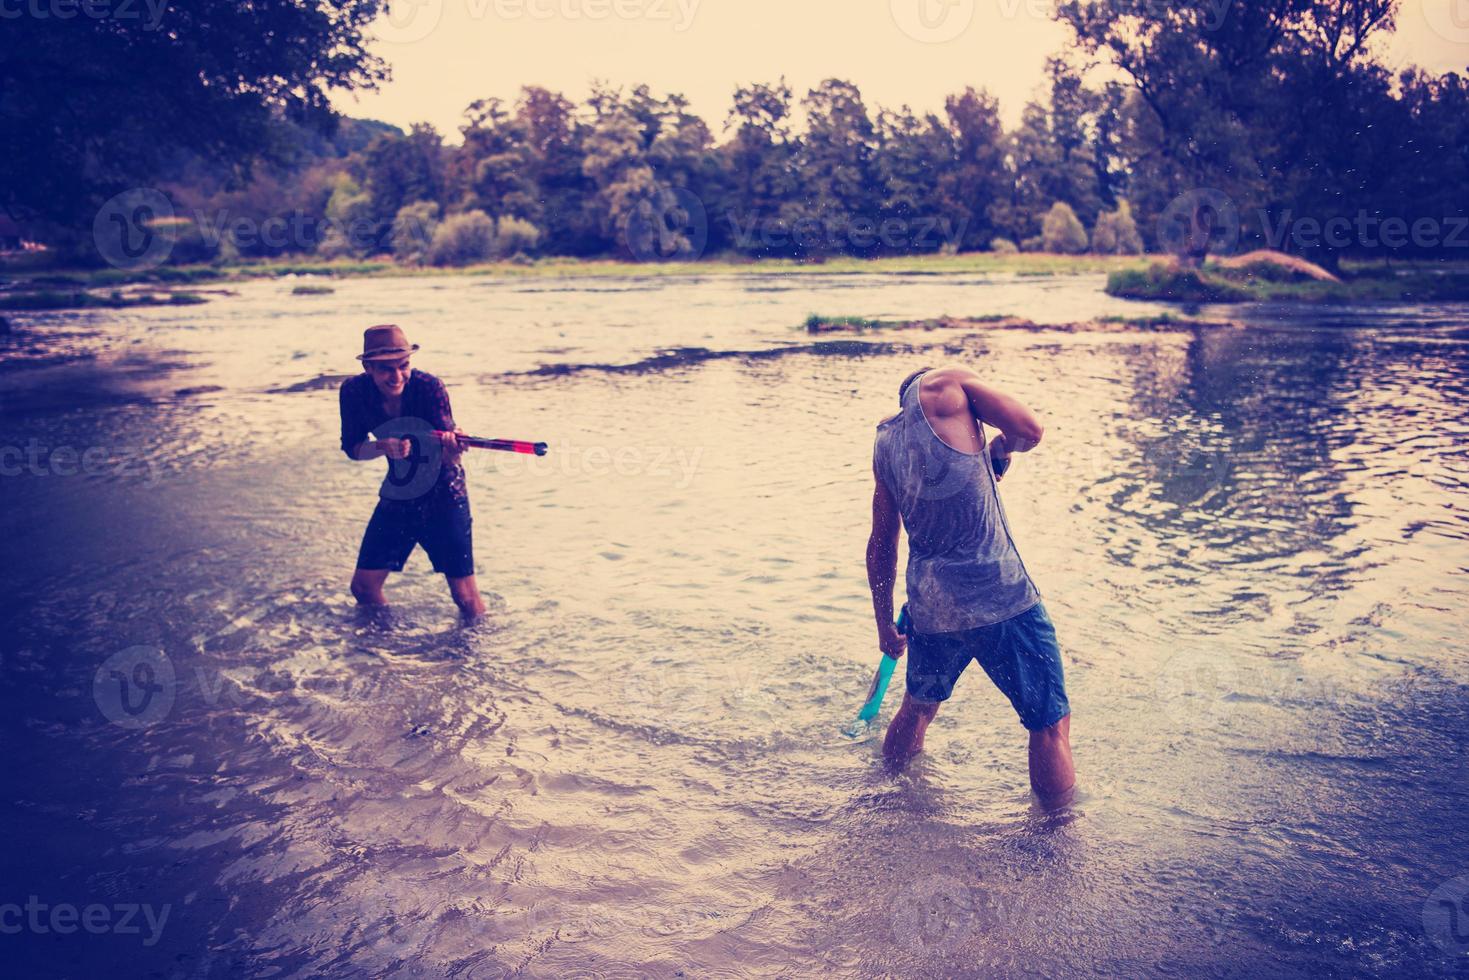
[4,1,1466,270]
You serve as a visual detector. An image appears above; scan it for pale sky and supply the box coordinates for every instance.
[331,0,1469,143]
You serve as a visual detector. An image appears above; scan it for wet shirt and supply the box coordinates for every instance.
[873,374,1039,634]
[339,370,467,501]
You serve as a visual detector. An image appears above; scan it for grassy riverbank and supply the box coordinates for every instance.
[803,311,1222,334]
[0,288,209,311]
[1,251,1148,292]
[5,250,1467,312]
[1107,258,1469,304]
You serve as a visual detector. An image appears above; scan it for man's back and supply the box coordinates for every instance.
[873,368,1039,634]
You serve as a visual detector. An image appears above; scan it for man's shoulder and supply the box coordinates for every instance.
[922,365,975,391]
[919,367,973,415]
[410,369,447,392]
[340,372,371,396]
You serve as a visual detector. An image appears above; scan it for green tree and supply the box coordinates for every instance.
[1,0,388,250]
[873,106,953,254]
[455,99,538,222]
[582,84,714,259]
[582,88,662,257]
[939,87,1011,252]
[1056,0,1400,266]
[515,87,601,256]
[998,60,1102,244]
[790,79,880,258]
[1386,69,1469,259]
[317,175,377,258]
[721,80,799,257]
[357,123,446,251]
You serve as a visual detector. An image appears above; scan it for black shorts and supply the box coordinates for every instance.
[905,602,1070,732]
[355,490,475,579]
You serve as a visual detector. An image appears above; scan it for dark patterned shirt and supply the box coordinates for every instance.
[339,369,468,501]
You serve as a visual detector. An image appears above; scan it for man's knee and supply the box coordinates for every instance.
[1031,713,1070,739]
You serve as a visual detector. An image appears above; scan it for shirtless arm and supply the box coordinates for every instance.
[866,462,907,658]
[958,371,1044,452]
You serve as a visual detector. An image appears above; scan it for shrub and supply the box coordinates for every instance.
[428,210,496,267]
[1041,202,1089,254]
[492,215,541,258]
[989,237,1020,255]
[1092,200,1144,255]
[1021,235,1045,253]
[391,201,440,265]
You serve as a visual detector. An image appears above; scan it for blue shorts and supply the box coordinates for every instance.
[356,490,475,579]
[905,601,1070,731]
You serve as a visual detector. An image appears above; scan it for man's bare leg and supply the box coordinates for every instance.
[883,692,940,768]
[447,574,486,619]
[1028,714,1074,801]
[351,568,391,607]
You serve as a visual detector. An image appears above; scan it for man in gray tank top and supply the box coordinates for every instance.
[868,366,1074,799]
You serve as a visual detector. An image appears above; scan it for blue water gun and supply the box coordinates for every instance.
[845,605,909,737]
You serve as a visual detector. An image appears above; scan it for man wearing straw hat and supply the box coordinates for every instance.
[340,324,486,617]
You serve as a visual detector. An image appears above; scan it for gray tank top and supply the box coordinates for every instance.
[873,373,1040,634]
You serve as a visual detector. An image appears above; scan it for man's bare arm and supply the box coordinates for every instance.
[958,372,1044,452]
[866,464,907,657]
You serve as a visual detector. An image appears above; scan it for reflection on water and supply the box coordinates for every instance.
[1,272,1467,977]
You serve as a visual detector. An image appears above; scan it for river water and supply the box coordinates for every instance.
[2,271,1467,978]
